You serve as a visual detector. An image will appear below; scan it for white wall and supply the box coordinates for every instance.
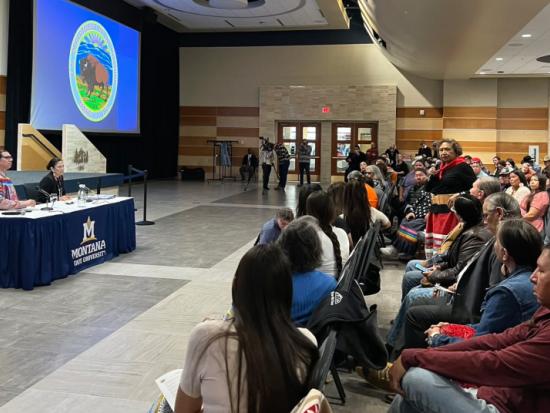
[180,44,443,108]
[0,0,9,76]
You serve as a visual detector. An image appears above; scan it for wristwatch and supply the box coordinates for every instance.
[426,333,441,346]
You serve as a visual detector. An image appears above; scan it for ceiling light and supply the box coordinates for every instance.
[521,34,532,38]
[479,72,487,75]
[496,57,503,61]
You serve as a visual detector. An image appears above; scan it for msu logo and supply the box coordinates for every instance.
[81,216,97,244]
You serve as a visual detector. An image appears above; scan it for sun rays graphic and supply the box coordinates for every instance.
[84,31,109,52]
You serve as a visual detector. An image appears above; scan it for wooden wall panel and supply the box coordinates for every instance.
[443,107,497,118]
[396,107,443,118]
[0,111,4,130]
[397,104,548,166]
[179,106,261,178]
[0,76,6,95]
[443,118,497,129]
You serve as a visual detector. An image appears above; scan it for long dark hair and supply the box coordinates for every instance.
[296,183,322,217]
[344,180,372,245]
[306,191,343,276]
[453,194,483,230]
[510,170,528,187]
[524,173,547,211]
[278,216,323,273]
[201,244,319,413]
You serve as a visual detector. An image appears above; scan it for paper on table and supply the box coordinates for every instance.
[155,369,183,410]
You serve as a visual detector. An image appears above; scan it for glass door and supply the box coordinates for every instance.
[331,122,378,176]
[277,122,321,177]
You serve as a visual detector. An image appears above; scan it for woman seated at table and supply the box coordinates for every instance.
[174,244,318,413]
[38,157,70,203]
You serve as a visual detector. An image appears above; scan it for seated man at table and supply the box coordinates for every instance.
[0,150,36,210]
[388,246,550,413]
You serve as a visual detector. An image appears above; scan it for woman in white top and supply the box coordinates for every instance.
[306,190,350,277]
[505,170,531,205]
[175,244,318,413]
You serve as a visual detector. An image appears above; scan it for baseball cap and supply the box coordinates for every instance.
[471,157,482,164]
[499,167,513,176]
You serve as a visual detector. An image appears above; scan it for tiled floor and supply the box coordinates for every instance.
[0,179,403,413]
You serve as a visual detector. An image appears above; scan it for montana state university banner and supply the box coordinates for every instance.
[0,198,136,290]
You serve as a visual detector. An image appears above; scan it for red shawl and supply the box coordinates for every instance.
[437,156,466,180]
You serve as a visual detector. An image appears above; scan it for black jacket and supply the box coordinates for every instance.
[428,224,493,286]
[38,172,66,203]
[307,280,388,370]
[451,238,504,324]
[241,153,258,168]
[425,162,476,195]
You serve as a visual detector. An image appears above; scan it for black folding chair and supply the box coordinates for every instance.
[308,222,382,404]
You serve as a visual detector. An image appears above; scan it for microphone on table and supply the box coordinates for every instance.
[36,187,54,211]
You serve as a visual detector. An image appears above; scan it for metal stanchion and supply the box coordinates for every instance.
[134,169,155,226]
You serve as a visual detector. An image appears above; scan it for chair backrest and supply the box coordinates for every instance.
[338,221,380,293]
[307,329,338,392]
[23,183,41,201]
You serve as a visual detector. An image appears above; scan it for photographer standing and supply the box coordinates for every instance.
[259,137,275,192]
[298,141,312,186]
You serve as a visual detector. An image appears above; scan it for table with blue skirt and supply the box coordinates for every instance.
[0,197,136,290]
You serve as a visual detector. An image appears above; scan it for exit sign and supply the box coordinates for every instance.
[322,106,331,113]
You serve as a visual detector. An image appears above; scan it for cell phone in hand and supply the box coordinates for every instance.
[415,263,430,273]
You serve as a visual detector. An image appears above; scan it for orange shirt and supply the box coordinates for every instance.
[365,184,378,208]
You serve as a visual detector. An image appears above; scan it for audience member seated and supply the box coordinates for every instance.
[521,160,536,181]
[468,176,501,203]
[327,182,350,235]
[505,158,516,169]
[0,150,36,210]
[365,164,387,191]
[505,170,530,204]
[424,139,476,258]
[470,157,488,178]
[381,168,430,259]
[295,183,322,217]
[343,179,390,245]
[174,244,318,413]
[277,217,337,326]
[239,148,258,183]
[38,157,70,203]
[388,244,550,413]
[347,170,379,209]
[375,158,398,186]
[386,195,491,351]
[257,207,294,245]
[425,219,541,348]
[306,191,350,277]
[399,159,426,204]
[521,173,549,233]
[393,154,409,179]
[344,144,366,179]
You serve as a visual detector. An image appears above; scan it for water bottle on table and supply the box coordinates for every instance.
[77,184,88,207]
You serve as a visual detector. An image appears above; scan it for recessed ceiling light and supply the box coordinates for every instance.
[496,57,503,61]
[479,72,487,75]
[521,34,532,38]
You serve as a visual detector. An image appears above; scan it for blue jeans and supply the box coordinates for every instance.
[389,367,500,413]
[402,260,426,300]
[387,286,437,348]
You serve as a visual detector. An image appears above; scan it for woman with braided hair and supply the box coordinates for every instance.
[306,191,350,277]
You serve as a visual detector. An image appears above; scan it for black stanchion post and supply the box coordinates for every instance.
[135,169,155,226]
[128,164,133,197]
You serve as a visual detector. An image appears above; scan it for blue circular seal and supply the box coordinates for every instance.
[69,20,118,122]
